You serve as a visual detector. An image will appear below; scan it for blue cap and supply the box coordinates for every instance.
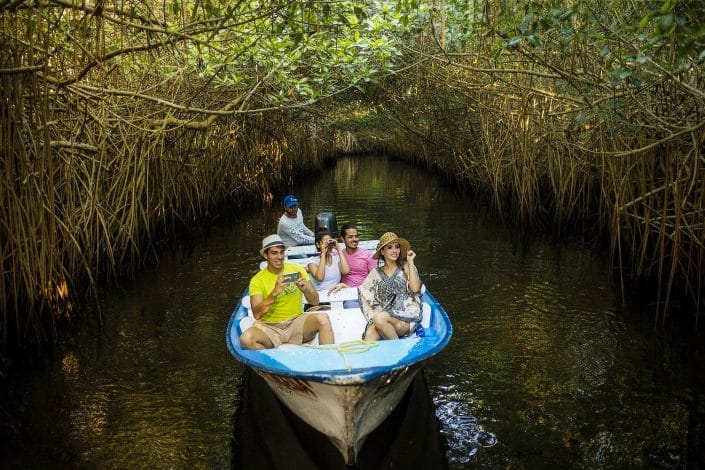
[283,194,299,208]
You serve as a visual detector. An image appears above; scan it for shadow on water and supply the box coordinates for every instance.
[231,368,447,470]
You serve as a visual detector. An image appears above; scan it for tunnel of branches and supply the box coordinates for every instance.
[1,0,704,352]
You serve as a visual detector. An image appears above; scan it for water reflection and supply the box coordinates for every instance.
[1,156,704,468]
[232,369,447,469]
[434,382,497,465]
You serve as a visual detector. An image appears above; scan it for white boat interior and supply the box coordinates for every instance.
[284,239,377,258]
[238,284,432,346]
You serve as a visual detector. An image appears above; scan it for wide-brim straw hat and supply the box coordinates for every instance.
[373,232,410,260]
[260,234,285,255]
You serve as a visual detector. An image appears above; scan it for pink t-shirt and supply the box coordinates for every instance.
[341,248,377,287]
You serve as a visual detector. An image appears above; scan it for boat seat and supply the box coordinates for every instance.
[317,287,359,310]
[238,296,254,334]
[283,307,367,346]
[328,308,367,344]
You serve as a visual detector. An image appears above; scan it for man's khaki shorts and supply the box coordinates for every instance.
[252,313,312,348]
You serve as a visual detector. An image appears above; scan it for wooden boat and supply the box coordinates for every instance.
[225,241,453,464]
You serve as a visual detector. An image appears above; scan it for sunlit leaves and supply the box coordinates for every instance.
[9,0,425,109]
[172,0,424,106]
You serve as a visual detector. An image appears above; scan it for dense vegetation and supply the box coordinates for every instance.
[1,0,704,351]
[374,0,705,327]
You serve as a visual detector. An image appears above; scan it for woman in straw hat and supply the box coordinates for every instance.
[358,232,423,340]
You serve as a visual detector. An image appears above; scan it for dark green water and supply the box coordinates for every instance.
[2,156,704,468]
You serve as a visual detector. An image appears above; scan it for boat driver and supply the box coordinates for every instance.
[277,194,315,246]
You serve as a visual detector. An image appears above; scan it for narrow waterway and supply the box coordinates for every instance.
[2,156,704,468]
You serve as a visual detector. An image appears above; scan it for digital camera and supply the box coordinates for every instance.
[282,272,301,283]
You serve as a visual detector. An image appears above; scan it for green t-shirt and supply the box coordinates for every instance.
[249,263,310,323]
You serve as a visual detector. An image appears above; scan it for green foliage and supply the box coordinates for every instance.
[176,0,425,104]
[637,0,705,64]
[423,0,702,99]
[502,1,703,65]
[3,0,426,109]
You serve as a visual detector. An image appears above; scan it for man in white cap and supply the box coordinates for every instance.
[240,234,334,350]
[277,194,315,246]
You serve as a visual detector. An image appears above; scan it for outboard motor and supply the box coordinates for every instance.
[315,212,338,239]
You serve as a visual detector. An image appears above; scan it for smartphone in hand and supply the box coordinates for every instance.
[282,272,301,283]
